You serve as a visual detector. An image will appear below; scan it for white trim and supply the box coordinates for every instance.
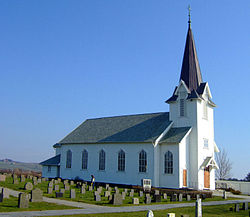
[174,80,190,95]
[154,122,173,147]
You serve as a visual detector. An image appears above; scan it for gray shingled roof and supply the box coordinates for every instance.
[40,155,60,166]
[160,127,191,144]
[59,112,172,144]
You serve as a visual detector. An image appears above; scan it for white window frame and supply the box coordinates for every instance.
[82,149,88,170]
[164,151,173,174]
[99,149,105,171]
[139,150,147,173]
[203,138,209,149]
[118,150,125,172]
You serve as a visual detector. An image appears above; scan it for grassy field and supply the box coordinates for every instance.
[0,161,42,172]
[43,203,250,217]
[0,195,76,212]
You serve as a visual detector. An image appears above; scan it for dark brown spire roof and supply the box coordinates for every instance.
[180,25,203,91]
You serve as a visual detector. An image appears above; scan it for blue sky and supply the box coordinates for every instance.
[0,1,249,179]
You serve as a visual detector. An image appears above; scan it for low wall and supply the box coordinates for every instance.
[216,180,250,195]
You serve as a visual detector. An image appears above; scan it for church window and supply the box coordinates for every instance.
[66,150,72,168]
[203,101,208,119]
[203,139,209,148]
[118,150,125,171]
[139,150,147,173]
[82,149,88,170]
[48,166,51,172]
[180,99,185,116]
[99,150,105,171]
[164,151,173,174]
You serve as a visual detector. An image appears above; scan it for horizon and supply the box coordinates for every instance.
[1,1,249,180]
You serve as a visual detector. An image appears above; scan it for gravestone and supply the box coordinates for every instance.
[131,189,134,194]
[124,188,128,194]
[163,193,168,200]
[234,203,239,212]
[2,188,9,199]
[147,210,154,217]
[33,180,37,185]
[27,194,31,200]
[195,198,202,217]
[89,186,93,191]
[97,187,103,193]
[21,175,25,182]
[154,194,161,202]
[64,180,68,185]
[105,184,109,189]
[31,188,43,202]
[60,189,65,194]
[42,178,46,182]
[82,184,86,189]
[105,191,111,197]
[223,191,227,199]
[25,182,33,191]
[196,194,200,200]
[81,187,86,194]
[115,189,119,194]
[0,175,6,182]
[178,193,183,202]
[70,189,75,199]
[139,191,144,197]
[129,191,134,197]
[0,193,3,202]
[154,190,159,195]
[187,194,191,201]
[70,180,74,185]
[108,187,112,192]
[48,182,53,188]
[121,191,126,199]
[94,191,99,196]
[56,192,63,198]
[243,202,248,210]
[114,186,118,191]
[37,178,42,184]
[108,194,112,201]
[95,194,101,201]
[18,193,29,208]
[112,193,123,205]
[167,214,175,217]
[170,194,177,202]
[145,195,151,204]
[54,180,58,185]
[133,197,139,204]
[47,187,53,194]
[64,184,70,191]
[54,185,59,191]
[13,178,19,185]
[57,178,61,183]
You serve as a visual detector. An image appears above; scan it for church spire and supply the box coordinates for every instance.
[179,8,203,92]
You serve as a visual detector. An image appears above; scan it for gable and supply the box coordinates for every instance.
[59,112,171,144]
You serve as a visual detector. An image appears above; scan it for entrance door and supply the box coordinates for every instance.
[183,169,187,187]
[204,167,210,188]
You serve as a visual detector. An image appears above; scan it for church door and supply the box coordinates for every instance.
[183,169,187,187]
[204,167,210,188]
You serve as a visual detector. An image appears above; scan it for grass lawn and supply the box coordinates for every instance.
[44,203,250,217]
[0,196,77,212]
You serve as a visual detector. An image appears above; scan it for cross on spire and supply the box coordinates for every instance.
[188,5,191,27]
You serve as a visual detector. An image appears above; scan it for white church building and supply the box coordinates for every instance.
[41,19,219,190]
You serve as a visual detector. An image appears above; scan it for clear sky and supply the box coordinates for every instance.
[0,1,249,179]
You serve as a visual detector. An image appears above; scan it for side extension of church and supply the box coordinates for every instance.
[41,20,219,190]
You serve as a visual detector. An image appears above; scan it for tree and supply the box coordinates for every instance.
[215,147,232,180]
[244,173,250,181]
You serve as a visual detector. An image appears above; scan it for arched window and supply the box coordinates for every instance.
[139,150,147,173]
[82,149,88,170]
[66,150,72,168]
[118,150,125,171]
[99,150,105,171]
[165,151,173,174]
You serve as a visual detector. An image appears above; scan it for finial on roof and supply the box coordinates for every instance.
[188,5,191,27]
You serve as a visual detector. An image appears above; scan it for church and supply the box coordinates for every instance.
[41,18,219,190]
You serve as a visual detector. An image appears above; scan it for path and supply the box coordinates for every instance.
[0,187,250,217]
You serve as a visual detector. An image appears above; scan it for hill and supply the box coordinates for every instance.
[0,159,42,172]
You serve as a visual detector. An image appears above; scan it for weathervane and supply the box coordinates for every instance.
[188,5,191,27]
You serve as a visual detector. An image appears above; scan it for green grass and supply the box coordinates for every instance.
[0,196,76,212]
[44,203,250,217]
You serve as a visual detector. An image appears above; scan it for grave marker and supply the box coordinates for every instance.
[195,198,202,217]
[95,194,101,201]
[133,197,139,204]
[178,193,183,202]
[31,188,43,202]
[2,188,9,199]
[54,185,59,191]
[0,193,3,202]
[0,175,6,182]
[112,193,123,205]
[56,192,63,198]
[25,182,33,191]
[234,203,239,212]
[18,193,29,208]
[70,189,76,199]
[147,210,154,217]
[47,187,53,194]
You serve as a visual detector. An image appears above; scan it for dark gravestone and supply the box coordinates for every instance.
[0,193,3,202]
[154,194,161,202]
[201,194,206,200]
[112,194,123,205]
[170,194,177,202]
[56,192,63,198]
[18,193,29,208]
[243,202,248,210]
[234,203,240,212]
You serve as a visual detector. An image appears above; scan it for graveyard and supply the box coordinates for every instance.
[0,173,249,216]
